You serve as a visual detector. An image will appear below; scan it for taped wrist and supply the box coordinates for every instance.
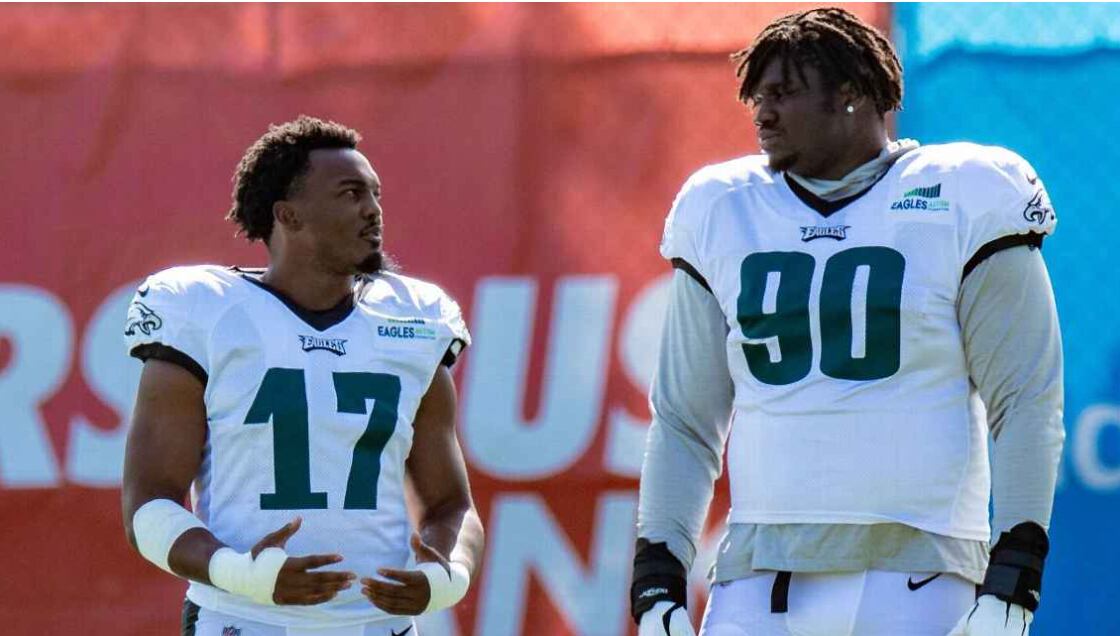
[131,499,206,575]
[980,521,1049,612]
[417,561,471,613]
[208,547,289,605]
[631,539,687,624]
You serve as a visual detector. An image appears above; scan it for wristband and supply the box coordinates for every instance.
[979,521,1049,612]
[417,561,470,612]
[131,498,205,574]
[631,539,688,624]
[208,546,289,605]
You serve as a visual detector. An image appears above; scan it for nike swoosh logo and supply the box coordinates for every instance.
[391,627,413,636]
[907,573,941,591]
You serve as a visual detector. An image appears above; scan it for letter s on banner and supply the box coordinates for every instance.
[67,281,143,486]
[606,273,671,477]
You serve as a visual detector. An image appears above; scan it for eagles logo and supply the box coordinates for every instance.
[1022,188,1054,226]
[125,301,163,336]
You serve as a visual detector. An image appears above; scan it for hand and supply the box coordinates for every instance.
[948,595,1033,636]
[250,517,356,606]
[362,533,449,615]
[638,601,696,636]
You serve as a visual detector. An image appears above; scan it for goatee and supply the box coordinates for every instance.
[768,152,797,173]
[357,251,399,274]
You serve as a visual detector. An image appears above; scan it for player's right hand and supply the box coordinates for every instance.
[638,601,696,636]
[250,517,357,605]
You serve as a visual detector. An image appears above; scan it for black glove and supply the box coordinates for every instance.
[631,539,688,624]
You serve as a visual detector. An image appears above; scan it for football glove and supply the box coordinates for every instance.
[639,600,696,636]
[950,521,1048,636]
[948,594,1032,636]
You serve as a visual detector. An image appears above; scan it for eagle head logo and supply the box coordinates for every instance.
[125,301,163,336]
[1022,189,1054,226]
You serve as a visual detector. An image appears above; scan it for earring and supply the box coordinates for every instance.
[846,104,855,114]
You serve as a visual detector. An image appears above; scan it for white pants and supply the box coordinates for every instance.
[700,570,975,636]
[192,606,416,636]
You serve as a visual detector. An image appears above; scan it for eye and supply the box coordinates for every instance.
[751,88,786,107]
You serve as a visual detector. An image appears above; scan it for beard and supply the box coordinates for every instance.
[767,150,799,173]
[357,249,398,274]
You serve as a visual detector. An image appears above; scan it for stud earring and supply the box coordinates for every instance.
[846,104,855,114]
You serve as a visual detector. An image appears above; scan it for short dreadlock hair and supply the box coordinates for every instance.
[228,116,362,242]
[732,7,902,116]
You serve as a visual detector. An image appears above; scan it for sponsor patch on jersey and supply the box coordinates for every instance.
[298,335,348,356]
[377,320,438,340]
[800,225,850,242]
[124,300,163,336]
[890,183,950,212]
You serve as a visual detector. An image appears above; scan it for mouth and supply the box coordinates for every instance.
[361,227,382,248]
[758,130,783,151]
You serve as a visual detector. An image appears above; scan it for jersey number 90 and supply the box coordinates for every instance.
[737,246,905,385]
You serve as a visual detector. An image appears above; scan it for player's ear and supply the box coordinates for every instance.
[836,81,866,114]
[273,201,303,233]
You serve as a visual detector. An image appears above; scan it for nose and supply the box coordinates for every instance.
[753,101,778,129]
[363,196,382,224]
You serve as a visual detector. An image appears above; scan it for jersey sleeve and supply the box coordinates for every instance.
[659,172,709,267]
[660,170,721,291]
[123,268,211,384]
[959,147,1057,275]
[436,290,471,368]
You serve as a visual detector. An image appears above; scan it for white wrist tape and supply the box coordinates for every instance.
[417,561,470,613]
[132,498,205,574]
[209,546,289,605]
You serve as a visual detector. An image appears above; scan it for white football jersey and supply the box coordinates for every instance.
[124,265,470,627]
[660,143,1056,541]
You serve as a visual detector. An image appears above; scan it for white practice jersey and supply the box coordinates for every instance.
[124,265,469,627]
[659,143,1056,542]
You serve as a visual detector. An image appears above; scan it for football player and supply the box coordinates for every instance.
[122,116,484,635]
[630,8,1062,636]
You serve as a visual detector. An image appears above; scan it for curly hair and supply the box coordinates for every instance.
[227,116,362,242]
[731,7,902,115]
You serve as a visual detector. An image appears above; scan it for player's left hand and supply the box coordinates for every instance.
[948,595,1033,636]
[361,532,448,615]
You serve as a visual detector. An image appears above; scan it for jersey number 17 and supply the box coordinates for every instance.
[244,368,401,510]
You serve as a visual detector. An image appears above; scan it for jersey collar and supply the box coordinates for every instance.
[233,268,357,332]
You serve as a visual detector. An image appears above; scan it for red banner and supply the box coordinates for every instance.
[0,5,888,634]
